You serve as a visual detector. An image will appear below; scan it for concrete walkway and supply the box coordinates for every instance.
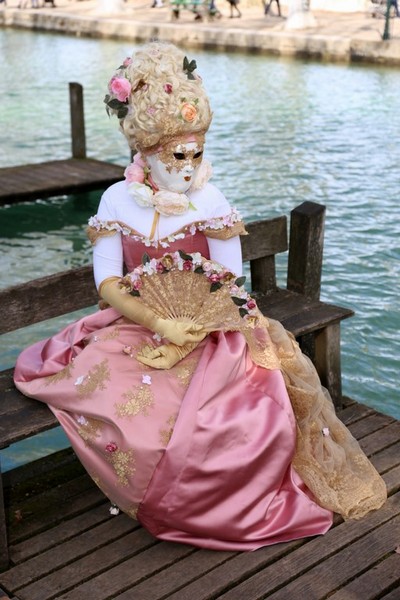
[1,1,400,65]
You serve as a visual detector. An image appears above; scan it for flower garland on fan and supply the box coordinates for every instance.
[118,250,259,323]
[123,152,213,217]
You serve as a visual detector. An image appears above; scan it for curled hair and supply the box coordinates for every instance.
[116,42,212,152]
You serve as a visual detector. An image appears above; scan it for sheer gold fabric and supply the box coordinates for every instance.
[244,312,387,520]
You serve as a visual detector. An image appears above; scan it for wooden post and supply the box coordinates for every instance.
[287,201,325,301]
[314,323,343,409]
[0,458,9,572]
[69,82,87,159]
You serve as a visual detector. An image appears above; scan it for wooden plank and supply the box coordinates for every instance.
[56,543,197,600]
[138,540,306,600]
[215,506,400,600]
[0,159,124,205]
[10,503,113,564]
[7,476,103,545]
[347,412,395,441]
[15,529,158,600]
[327,552,400,600]
[0,265,97,335]
[241,217,287,262]
[381,464,400,496]
[112,549,235,600]
[358,421,400,457]
[338,402,375,426]
[370,440,400,475]
[380,586,400,600]
[1,514,140,590]
[0,400,58,449]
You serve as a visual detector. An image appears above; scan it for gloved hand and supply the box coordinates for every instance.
[155,319,206,346]
[100,277,205,346]
[136,340,204,370]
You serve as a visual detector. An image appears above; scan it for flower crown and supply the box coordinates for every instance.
[104,55,201,125]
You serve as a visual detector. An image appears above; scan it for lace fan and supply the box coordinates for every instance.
[118,251,259,332]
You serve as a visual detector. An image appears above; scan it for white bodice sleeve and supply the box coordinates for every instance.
[93,189,124,289]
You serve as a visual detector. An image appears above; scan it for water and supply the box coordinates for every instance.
[1,29,399,470]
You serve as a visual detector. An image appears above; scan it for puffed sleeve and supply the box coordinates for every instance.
[92,189,124,290]
[202,184,245,276]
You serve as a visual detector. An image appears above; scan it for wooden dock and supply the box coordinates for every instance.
[0,159,124,205]
[0,82,125,206]
[0,398,399,600]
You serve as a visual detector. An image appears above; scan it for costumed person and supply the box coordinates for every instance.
[14,41,386,551]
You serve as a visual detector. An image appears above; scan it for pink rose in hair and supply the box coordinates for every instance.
[124,152,146,184]
[164,82,173,94]
[110,77,132,102]
[180,102,197,123]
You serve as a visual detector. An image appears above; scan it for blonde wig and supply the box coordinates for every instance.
[106,41,213,153]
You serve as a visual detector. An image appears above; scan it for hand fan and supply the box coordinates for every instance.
[118,250,259,333]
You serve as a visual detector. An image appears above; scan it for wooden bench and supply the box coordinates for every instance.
[0,200,354,571]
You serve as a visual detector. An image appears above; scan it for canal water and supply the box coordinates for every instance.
[1,29,399,470]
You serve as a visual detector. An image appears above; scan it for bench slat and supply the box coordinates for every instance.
[0,266,98,335]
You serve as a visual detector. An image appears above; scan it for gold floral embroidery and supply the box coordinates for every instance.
[77,418,104,445]
[126,503,139,520]
[98,326,121,342]
[159,415,177,446]
[115,385,154,419]
[174,357,198,388]
[44,362,74,386]
[107,449,135,486]
[76,360,111,398]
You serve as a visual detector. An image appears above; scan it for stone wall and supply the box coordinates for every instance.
[241,0,370,11]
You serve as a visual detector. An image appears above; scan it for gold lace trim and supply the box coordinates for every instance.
[202,221,248,239]
[86,217,247,246]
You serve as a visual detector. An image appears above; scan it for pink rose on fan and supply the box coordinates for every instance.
[246,299,257,310]
[110,77,132,102]
[132,279,143,291]
[156,263,165,273]
[202,261,213,272]
[209,273,220,283]
[183,260,193,271]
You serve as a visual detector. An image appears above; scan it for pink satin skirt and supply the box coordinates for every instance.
[14,308,333,551]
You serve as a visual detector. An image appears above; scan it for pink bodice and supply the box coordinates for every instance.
[122,230,211,272]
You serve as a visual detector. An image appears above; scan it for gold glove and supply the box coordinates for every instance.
[99,277,205,346]
[137,340,204,370]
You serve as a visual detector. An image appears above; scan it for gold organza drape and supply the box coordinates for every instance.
[243,313,387,520]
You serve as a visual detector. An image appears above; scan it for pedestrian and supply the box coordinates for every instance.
[263,0,281,16]
[226,0,241,18]
[391,0,400,17]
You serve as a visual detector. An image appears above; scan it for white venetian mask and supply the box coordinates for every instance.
[146,138,204,194]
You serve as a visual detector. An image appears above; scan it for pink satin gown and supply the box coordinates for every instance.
[14,230,333,551]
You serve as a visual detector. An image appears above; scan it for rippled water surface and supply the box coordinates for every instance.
[1,29,399,469]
